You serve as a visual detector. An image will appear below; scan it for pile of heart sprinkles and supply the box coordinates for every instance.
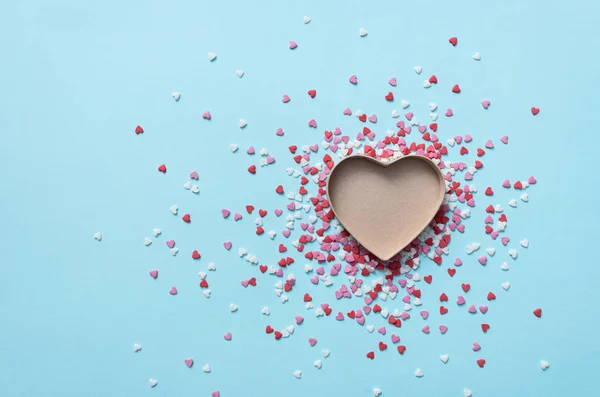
[97,24,549,397]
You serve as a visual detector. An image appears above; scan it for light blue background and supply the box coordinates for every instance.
[1,1,599,396]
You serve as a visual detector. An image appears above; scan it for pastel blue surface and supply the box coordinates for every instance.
[1,1,599,396]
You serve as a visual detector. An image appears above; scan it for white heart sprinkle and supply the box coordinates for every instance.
[373,387,382,396]
[93,232,102,241]
[261,306,270,315]
[359,28,368,37]
[268,231,276,239]
[133,343,142,352]
[391,109,400,118]
[202,289,211,298]
[281,295,289,303]
[236,70,244,78]
[464,389,472,397]
[203,364,211,372]
[487,248,495,256]
[172,92,181,101]
[184,181,191,190]
[473,52,481,61]
[429,103,438,111]
[520,239,529,248]
[414,66,422,74]
[440,354,449,363]
[229,303,238,312]
[149,379,158,388]
[286,325,295,333]
[293,370,302,379]
[415,368,424,377]
[170,205,178,215]
[230,144,239,152]
[413,298,422,306]
[238,248,247,257]
[191,185,199,194]
[144,237,152,246]
[367,325,375,333]
[152,228,161,237]
[208,52,217,61]
[170,248,178,256]
[541,360,550,370]
[423,80,431,88]
[520,194,529,202]
[401,100,410,109]
[239,119,247,128]
[509,199,517,207]
[198,271,207,280]
[304,264,313,273]
[500,262,509,271]
[314,359,322,369]
[508,249,518,259]
[322,349,330,358]
[208,263,216,270]
[303,16,311,24]
[495,204,503,212]
[501,282,510,291]
[306,302,314,309]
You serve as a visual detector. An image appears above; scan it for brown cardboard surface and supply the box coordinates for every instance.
[326,155,446,261]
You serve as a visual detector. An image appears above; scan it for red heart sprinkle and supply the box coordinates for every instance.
[259,265,267,273]
[449,37,458,46]
[247,165,256,174]
[429,75,438,84]
[274,331,282,340]
[358,114,367,122]
[385,92,394,101]
[259,209,267,217]
[487,292,496,301]
[248,277,256,286]
[485,187,493,196]
[462,283,470,292]
[477,359,486,368]
[303,293,312,302]
[366,351,375,360]
[481,324,490,333]
[397,345,406,354]
[266,325,274,334]
[531,107,540,115]
[288,145,297,153]
[424,275,432,284]
[440,306,448,315]
[533,308,542,317]
[275,185,284,194]
[135,125,144,134]
[256,226,264,235]
[447,268,456,277]
[514,181,523,189]
[199,280,208,288]
[460,146,469,155]
[192,250,201,259]
[245,205,254,214]
[378,342,387,351]
[452,84,461,93]
[440,293,448,302]
[158,164,167,173]
[182,214,191,223]
[308,89,316,98]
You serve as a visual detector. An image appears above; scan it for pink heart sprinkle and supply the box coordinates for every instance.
[465,172,473,181]
[221,209,230,218]
[368,114,377,123]
[349,75,357,84]
[234,213,242,221]
[468,305,477,313]
[223,241,232,250]
[190,171,199,180]
[378,327,386,335]
[308,338,317,347]
[166,240,175,248]
[485,140,494,149]
[335,312,344,321]
[401,312,410,320]
[282,95,291,103]
[202,111,211,120]
[274,209,283,216]
[457,296,466,305]
[212,391,220,397]
[457,224,465,232]
[282,230,291,238]
[491,231,499,240]
[184,359,194,368]
[169,287,178,295]
[398,279,407,288]
[464,134,473,142]
[309,144,318,152]
[439,325,448,334]
[223,332,232,341]
[276,127,284,136]
[454,136,463,144]
[241,280,249,287]
[391,334,400,343]
[422,325,430,334]
[500,135,509,144]
[389,77,397,86]
[445,109,453,117]
[478,256,487,265]
[528,176,537,184]
[485,215,493,223]
[289,40,297,49]
[266,155,275,164]
[502,179,511,188]
[481,100,491,109]
[149,270,158,279]
[246,146,255,154]
[356,316,365,325]
[420,310,429,319]
[343,107,352,115]
[402,295,410,304]
[405,112,413,121]
[501,237,510,246]
[418,125,427,133]
[310,276,318,284]
[472,342,481,351]
[308,119,317,128]
[479,305,488,314]
[275,269,283,277]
